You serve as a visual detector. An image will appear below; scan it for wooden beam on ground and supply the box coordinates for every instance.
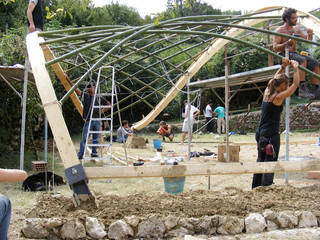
[111,155,127,166]
[85,159,320,179]
[42,44,83,117]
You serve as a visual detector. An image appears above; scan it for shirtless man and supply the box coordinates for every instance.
[273,8,320,99]
[157,121,174,142]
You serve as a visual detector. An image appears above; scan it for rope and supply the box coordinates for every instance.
[114,85,129,165]
[193,117,215,134]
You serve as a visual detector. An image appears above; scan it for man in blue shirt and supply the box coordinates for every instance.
[214,105,225,134]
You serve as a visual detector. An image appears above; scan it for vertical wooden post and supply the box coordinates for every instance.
[224,46,230,163]
[267,20,274,66]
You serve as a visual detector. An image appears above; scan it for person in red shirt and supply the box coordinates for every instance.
[157,121,174,142]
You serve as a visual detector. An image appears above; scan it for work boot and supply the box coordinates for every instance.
[298,82,315,99]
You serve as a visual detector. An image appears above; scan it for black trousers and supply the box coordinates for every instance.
[206,117,213,133]
[280,52,319,71]
[252,132,280,189]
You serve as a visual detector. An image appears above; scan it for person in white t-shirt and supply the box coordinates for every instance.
[180,100,200,144]
[204,102,214,133]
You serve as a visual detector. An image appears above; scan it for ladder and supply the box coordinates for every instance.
[82,66,115,166]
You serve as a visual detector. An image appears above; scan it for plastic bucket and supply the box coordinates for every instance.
[153,139,162,149]
[163,177,185,194]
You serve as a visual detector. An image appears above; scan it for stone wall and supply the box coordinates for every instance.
[230,102,320,132]
[140,102,320,134]
[22,210,320,239]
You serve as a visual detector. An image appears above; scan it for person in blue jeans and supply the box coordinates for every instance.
[77,84,110,159]
[0,168,27,239]
[214,105,225,134]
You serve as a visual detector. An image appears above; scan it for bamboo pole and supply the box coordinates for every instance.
[148,29,320,80]
[162,21,320,46]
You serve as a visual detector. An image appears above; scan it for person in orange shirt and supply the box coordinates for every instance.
[157,121,174,142]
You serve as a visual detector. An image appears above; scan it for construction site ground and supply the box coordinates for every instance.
[3,131,320,239]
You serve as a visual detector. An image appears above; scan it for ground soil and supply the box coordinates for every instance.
[27,184,320,228]
[6,131,320,239]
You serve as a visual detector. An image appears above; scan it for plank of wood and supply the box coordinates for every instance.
[42,44,83,117]
[85,159,320,179]
[26,32,79,169]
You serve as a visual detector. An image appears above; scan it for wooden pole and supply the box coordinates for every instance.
[224,46,230,162]
[84,160,320,179]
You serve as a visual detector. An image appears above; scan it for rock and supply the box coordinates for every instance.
[179,218,195,232]
[48,234,60,240]
[263,209,277,221]
[126,135,146,149]
[124,215,140,228]
[108,220,133,240]
[266,220,279,231]
[184,235,206,240]
[297,211,318,228]
[188,217,200,226]
[42,218,64,229]
[137,214,166,239]
[167,227,190,238]
[86,217,107,239]
[276,211,298,229]
[22,218,49,239]
[217,216,244,235]
[164,215,179,230]
[245,213,266,233]
[312,210,320,217]
[60,219,86,240]
[197,216,218,235]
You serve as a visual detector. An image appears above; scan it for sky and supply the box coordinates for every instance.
[92,0,319,17]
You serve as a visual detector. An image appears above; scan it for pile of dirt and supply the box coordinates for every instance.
[27,184,320,227]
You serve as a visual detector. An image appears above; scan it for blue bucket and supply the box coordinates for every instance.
[163,177,185,194]
[153,139,162,149]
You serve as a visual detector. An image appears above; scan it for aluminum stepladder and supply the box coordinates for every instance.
[82,66,115,166]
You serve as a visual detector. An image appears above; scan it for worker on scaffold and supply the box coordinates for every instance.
[273,8,320,99]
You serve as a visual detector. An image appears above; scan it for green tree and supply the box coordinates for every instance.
[0,0,28,32]
[104,2,143,26]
